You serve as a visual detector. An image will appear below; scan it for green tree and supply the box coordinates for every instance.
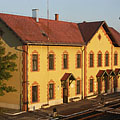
[0,39,17,96]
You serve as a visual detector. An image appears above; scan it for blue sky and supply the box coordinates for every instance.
[0,0,120,32]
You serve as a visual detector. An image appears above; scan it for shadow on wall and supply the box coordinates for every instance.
[0,20,23,48]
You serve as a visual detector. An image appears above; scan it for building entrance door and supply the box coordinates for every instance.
[114,77,117,92]
[105,77,108,93]
[63,88,68,103]
[63,82,68,103]
[61,73,76,104]
[98,79,101,94]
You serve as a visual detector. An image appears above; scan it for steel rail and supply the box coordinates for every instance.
[79,112,103,120]
[61,100,120,120]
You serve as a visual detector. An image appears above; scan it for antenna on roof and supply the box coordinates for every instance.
[47,0,49,40]
[47,0,50,105]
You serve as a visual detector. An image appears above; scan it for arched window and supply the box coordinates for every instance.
[48,80,55,100]
[76,77,81,95]
[48,51,56,70]
[89,76,94,93]
[49,83,54,99]
[114,51,118,66]
[105,51,109,66]
[76,51,81,68]
[32,54,38,71]
[31,81,40,103]
[31,50,40,72]
[89,51,94,67]
[32,86,38,102]
[49,54,54,70]
[62,51,69,69]
[98,51,102,67]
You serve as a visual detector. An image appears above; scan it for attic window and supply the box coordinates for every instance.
[41,31,48,37]
[98,34,101,40]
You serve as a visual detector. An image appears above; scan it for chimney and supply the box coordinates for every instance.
[32,9,39,22]
[55,14,59,21]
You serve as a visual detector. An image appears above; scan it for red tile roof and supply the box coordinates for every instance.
[106,69,113,74]
[61,73,76,81]
[109,27,120,46]
[115,68,120,75]
[78,21,120,46]
[106,69,116,76]
[78,21,103,43]
[96,70,106,77]
[0,13,119,46]
[0,13,84,45]
[61,73,72,81]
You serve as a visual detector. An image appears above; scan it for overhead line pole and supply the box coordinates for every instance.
[47,0,49,40]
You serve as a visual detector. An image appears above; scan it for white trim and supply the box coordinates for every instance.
[4,111,26,116]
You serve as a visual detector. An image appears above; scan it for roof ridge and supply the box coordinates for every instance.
[78,20,104,24]
[0,12,77,25]
[0,12,32,18]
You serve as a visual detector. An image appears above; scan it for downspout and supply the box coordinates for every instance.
[80,45,86,99]
[26,45,28,112]
[111,45,113,93]
[22,44,29,111]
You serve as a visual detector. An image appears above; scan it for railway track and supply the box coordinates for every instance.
[62,110,103,120]
[58,99,120,120]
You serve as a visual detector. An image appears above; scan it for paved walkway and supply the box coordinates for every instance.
[42,92,120,116]
[0,92,120,120]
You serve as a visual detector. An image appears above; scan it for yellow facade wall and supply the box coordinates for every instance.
[113,47,120,91]
[27,45,83,110]
[86,26,113,96]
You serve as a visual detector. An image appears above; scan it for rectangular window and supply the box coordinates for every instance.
[90,54,93,67]
[63,54,68,69]
[32,86,38,102]
[114,54,117,66]
[77,80,80,94]
[98,54,102,67]
[32,54,38,71]
[90,79,93,92]
[77,54,81,68]
[49,54,54,70]
[105,54,109,66]
[49,84,54,99]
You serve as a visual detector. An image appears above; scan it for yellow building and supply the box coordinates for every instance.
[0,10,120,111]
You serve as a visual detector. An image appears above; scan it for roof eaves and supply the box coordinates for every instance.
[0,18,26,44]
[26,41,84,47]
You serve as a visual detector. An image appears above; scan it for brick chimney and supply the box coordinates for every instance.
[55,14,59,21]
[32,9,39,22]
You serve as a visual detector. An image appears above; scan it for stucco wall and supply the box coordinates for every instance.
[27,45,83,110]
[86,26,113,96]
[0,21,23,109]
